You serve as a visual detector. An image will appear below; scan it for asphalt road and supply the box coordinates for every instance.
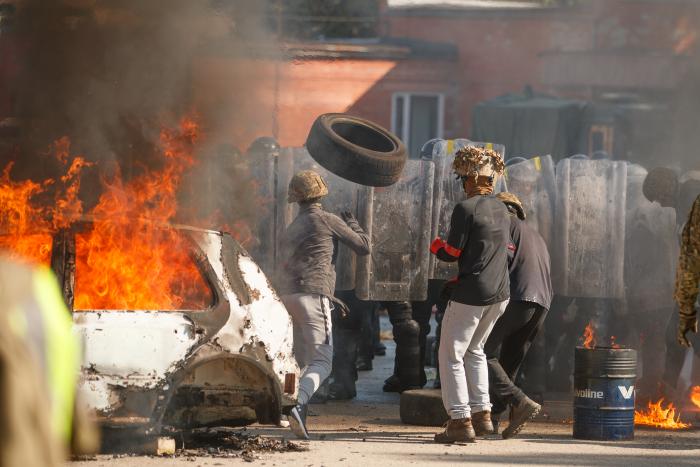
[69,341,700,467]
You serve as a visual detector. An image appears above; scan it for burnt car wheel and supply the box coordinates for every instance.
[305,113,407,187]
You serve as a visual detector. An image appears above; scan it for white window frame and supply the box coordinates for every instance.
[391,92,445,144]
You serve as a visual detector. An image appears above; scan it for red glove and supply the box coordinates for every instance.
[430,237,446,255]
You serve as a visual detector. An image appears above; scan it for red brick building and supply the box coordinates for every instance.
[1,1,698,161]
[192,39,457,156]
[192,0,699,160]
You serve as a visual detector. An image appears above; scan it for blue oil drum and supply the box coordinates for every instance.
[573,347,637,441]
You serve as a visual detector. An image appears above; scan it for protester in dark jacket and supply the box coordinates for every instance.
[485,192,552,439]
[430,146,510,444]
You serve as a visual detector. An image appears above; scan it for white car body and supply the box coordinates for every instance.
[58,223,298,434]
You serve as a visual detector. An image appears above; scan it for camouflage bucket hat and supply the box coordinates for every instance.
[496,191,526,220]
[453,146,505,179]
[288,170,329,203]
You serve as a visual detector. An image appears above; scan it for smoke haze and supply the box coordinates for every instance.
[6,0,275,238]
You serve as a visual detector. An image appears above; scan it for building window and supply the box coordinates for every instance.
[391,93,444,159]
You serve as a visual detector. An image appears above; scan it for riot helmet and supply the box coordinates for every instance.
[420,138,442,161]
[642,167,679,208]
[506,157,528,166]
[247,136,280,158]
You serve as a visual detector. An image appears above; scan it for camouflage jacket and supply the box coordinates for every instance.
[675,195,700,317]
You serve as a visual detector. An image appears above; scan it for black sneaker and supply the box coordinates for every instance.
[383,374,421,393]
[328,382,356,400]
[374,343,387,356]
[356,356,373,371]
[383,374,402,393]
[289,405,310,440]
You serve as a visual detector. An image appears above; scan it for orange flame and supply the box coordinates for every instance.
[634,399,690,430]
[0,117,214,311]
[0,138,90,265]
[0,163,52,264]
[73,117,211,311]
[691,386,700,409]
[53,138,92,230]
[582,322,596,349]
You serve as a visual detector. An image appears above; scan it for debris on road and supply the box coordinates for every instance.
[173,428,309,461]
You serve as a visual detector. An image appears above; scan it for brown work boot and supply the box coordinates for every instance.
[502,397,541,439]
[434,418,476,444]
[471,410,494,436]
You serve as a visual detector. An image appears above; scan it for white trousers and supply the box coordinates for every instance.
[282,293,333,406]
[439,299,509,419]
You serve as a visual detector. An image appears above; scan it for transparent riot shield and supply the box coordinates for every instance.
[355,160,434,301]
[428,139,507,280]
[624,163,678,311]
[247,150,278,275]
[276,147,361,291]
[429,139,468,280]
[552,159,628,299]
[504,155,556,248]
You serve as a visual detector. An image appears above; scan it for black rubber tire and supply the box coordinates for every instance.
[305,113,407,187]
[400,389,449,427]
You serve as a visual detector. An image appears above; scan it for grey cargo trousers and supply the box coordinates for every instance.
[282,293,333,406]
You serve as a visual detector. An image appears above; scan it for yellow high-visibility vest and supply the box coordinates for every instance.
[5,262,79,445]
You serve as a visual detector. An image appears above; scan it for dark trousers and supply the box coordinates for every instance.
[331,290,368,397]
[663,309,700,390]
[384,300,423,389]
[620,306,668,399]
[409,279,447,385]
[485,301,548,414]
[357,300,379,364]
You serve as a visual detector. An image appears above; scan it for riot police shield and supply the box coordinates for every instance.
[504,155,556,248]
[428,139,507,279]
[276,147,360,291]
[552,159,628,299]
[624,163,677,311]
[429,139,469,279]
[247,148,278,275]
[355,160,434,301]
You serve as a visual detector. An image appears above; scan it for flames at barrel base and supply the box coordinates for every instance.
[634,399,690,430]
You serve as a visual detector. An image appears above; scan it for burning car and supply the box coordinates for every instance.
[52,220,299,435]
[0,118,298,435]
